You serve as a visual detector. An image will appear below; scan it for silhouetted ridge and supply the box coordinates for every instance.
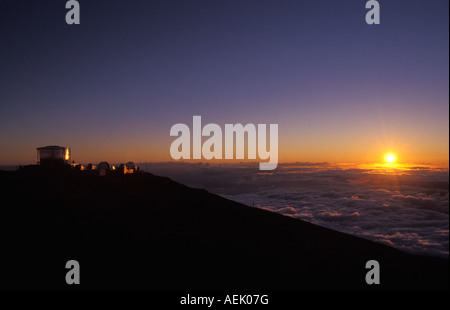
[0,168,448,289]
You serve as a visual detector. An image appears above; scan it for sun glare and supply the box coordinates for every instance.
[385,154,396,163]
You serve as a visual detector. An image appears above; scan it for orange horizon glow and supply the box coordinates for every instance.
[1,154,449,167]
[0,139,449,167]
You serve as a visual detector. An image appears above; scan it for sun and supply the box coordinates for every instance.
[385,154,396,163]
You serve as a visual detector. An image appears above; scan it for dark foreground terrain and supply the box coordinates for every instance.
[0,167,448,290]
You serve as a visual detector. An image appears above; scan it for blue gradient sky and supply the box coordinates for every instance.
[0,0,448,165]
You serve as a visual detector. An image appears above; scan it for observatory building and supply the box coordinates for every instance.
[36,145,71,165]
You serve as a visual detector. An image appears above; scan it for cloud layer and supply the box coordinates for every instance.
[140,162,449,258]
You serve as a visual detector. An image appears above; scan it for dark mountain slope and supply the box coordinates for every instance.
[0,168,448,290]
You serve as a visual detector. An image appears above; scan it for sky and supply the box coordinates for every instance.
[0,0,448,165]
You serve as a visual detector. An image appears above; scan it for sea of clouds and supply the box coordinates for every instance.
[139,162,449,258]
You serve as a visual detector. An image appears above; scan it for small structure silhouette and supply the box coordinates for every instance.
[36,145,71,166]
[125,162,138,173]
[86,163,96,170]
[33,145,138,175]
[97,161,110,176]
